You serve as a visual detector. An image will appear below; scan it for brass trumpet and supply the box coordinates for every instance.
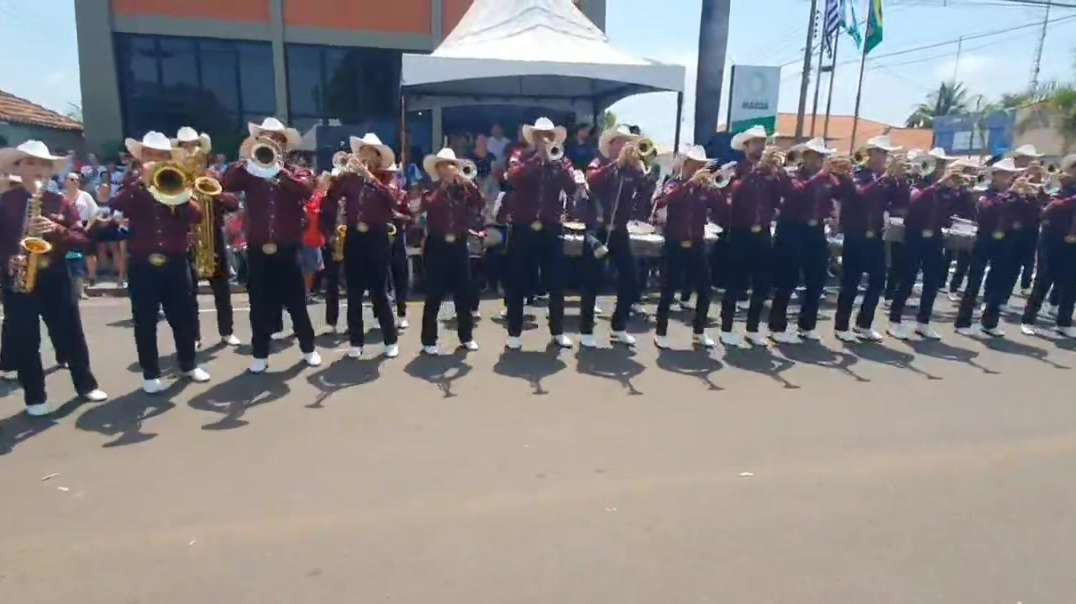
[906,154,936,177]
[331,151,351,173]
[546,143,565,161]
[459,159,478,180]
[636,138,657,159]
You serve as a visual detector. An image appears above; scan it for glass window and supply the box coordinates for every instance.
[159,37,198,90]
[238,42,275,114]
[287,45,323,118]
[199,40,240,116]
[287,44,403,127]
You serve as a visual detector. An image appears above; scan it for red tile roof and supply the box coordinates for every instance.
[774,113,932,154]
[0,89,83,132]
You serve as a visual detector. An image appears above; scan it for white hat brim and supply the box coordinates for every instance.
[424,154,461,181]
[598,129,640,158]
[730,132,767,152]
[524,124,568,147]
[0,147,69,174]
[349,137,396,171]
[248,123,301,147]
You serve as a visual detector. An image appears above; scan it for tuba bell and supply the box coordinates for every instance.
[147,161,192,206]
[245,136,283,179]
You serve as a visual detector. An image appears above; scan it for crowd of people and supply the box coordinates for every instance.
[0,114,1074,419]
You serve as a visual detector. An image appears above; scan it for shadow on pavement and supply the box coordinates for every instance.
[0,397,89,455]
[775,341,870,383]
[306,356,387,409]
[404,350,473,398]
[493,347,567,395]
[721,346,800,389]
[984,337,1070,370]
[841,341,943,381]
[187,362,307,429]
[655,348,724,391]
[76,380,191,447]
[902,338,999,375]
[574,346,645,395]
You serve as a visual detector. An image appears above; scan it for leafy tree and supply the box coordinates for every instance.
[905,81,971,128]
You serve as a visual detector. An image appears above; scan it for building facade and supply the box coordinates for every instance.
[0,89,85,154]
[75,0,606,157]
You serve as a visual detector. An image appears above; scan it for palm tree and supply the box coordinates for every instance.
[905,81,971,128]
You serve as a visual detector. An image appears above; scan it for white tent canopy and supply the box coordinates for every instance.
[401,0,686,119]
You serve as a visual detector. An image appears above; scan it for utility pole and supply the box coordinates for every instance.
[809,8,826,138]
[822,31,841,143]
[694,0,732,146]
[952,36,963,82]
[1029,0,1051,92]
[794,0,820,142]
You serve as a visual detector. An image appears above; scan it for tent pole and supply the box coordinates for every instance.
[673,91,684,153]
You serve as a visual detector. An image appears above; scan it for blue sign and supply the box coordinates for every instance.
[933,111,1014,158]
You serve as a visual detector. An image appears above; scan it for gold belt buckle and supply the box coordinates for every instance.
[750,224,762,234]
[148,253,167,267]
[261,242,278,255]
[530,221,543,232]
[807,219,819,227]
[992,231,1005,240]
[445,233,457,243]
[1065,234,1076,244]
[865,229,876,239]
[356,222,369,233]
[922,229,935,238]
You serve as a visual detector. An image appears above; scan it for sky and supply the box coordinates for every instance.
[2,0,1076,149]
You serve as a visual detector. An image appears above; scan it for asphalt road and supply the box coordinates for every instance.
[2,292,1075,603]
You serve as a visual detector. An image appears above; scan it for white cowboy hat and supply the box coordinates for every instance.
[172,126,212,151]
[423,148,463,181]
[598,124,640,158]
[1011,144,1044,159]
[681,144,712,164]
[790,137,836,156]
[952,157,981,170]
[1060,153,1076,172]
[988,157,1025,174]
[349,133,396,170]
[523,117,568,148]
[125,131,173,160]
[0,140,71,174]
[861,135,902,153]
[730,125,769,152]
[248,117,301,147]
[928,147,957,161]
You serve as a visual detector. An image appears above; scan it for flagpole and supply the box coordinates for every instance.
[809,29,827,137]
[822,31,840,142]
[849,39,868,152]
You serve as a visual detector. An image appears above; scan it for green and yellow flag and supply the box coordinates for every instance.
[865,0,884,55]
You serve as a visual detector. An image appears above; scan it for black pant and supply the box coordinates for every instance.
[189,252,233,339]
[835,233,886,332]
[721,227,773,333]
[945,248,971,291]
[955,236,1016,329]
[769,222,828,333]
[884,240,906,301]
[342,227,398,347]
[580,228,637,335]
[421,236,474,346]
[1022,238,1076,328]
[506,224,565,337]
[247,245,316,359]
[888,231,945,324]
[389,229,409,317]
[1016,227,1038,291]
[655,239,711,336]
[128,254,198,379]
[322,244,342,328]
[2,266,97,406]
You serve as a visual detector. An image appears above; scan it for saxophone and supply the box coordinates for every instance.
[332,197,347,262]
[178,146,224,278]
[8,181,54,294]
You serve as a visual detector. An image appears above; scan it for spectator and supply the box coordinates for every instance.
[63,173,98,298]
[210,153,228,176]
[469,134,499,203]
[567,123,597,169]
[487,122,511,162]
[94,181,129,288]
[301,173,329,295]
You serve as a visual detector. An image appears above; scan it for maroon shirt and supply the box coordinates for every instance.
[322,173,397,234]
[1040,193,1076,243]
[505,149,577,225]
[584,157,655,229]
[1004,191,1042,233]
[725,166,783,231]
[110,184,203,256]
[836,168,909,236]
[973,188,1010,236]
[904,184,962,234]
[778,169,837,225]
[0,188,88,266]
[654,177,724,242]
[222,163,313,249]
[421,181,484,239]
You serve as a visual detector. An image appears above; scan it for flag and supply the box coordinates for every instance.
[844,0,862,49]
[822,0,842,56]
[865,0,884,55]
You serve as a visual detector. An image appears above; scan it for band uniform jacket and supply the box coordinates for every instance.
[583,156,655,229]
[222,163,313,249]
[0,188,89,270]
[422,181,484,239]
[109,183,203,256]
[653,176,724,243]
[321,172,398,236]
[504,149,577,226]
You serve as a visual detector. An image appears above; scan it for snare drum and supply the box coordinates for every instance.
[562,221,587,234]
[883,217,905,243]
[626,220,656,236]
[629,233,665,258]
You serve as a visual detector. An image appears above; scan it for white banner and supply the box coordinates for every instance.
[727,65,781,132]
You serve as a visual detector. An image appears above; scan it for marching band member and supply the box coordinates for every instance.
[832,135,910,343]
[881,148,919,306]
[111,132,210,393]
[222,118,320,372]
[767,137,841,344]
[942,157,980,300]
[954,158,1025,337]
[1021,153,1076,337]
[581,124,656,346]
[720,125,779,349]
[173,127,241,348]
[417,148,483,354]
[503,117,577,350]
[321,133,400,359]
[383,163,412,330]
[0,141,107,415]
[1010,144,1047,296]
[887,166,966,340]
[652,145,723,349]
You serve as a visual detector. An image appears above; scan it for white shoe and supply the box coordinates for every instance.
[854,326,884,342]
[915,323,942,340]
[462,340,479,351]
[948,291,961,303]
[1057,326,1076,338]
[982,326,1006,338]
[248,358,268,373]
[325,324,338,334]
[654,335,671,349]
[736,300,750,311]
[183,367,211,383]
[720,331,749,349]
[770,329,802,344]
[694,333,717,349]
[553,334,573,348]
[887,322,913,341]
[669,302,682,312]
[271,331,288,341]
[1,370,17,381]
[1020,324,1037,336]
[195,340,203,350]
[472,309,481,319]
[506,336,522,350]
[835,329,860,343]
[499,308,509,320]
[680,298,695,310]
[594,306,605,317]
[630,303,647,316]
[397,318,410,330]
[221,334,241,346]
[580,334,598,348]
[956,326,983,337]
[422,345,440,356]
[612,331,636,346]
[347,346,363,359]
[304,351,323,366]
[81,388,108,402]
[882,299,892,310]
[26,402,51,417]
[1045,303,1059,318]
[143,378,165,394]
[384,344,400,358]
[798,329,821,341]
[745,331,768,347]
[1020,287,1032,296]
